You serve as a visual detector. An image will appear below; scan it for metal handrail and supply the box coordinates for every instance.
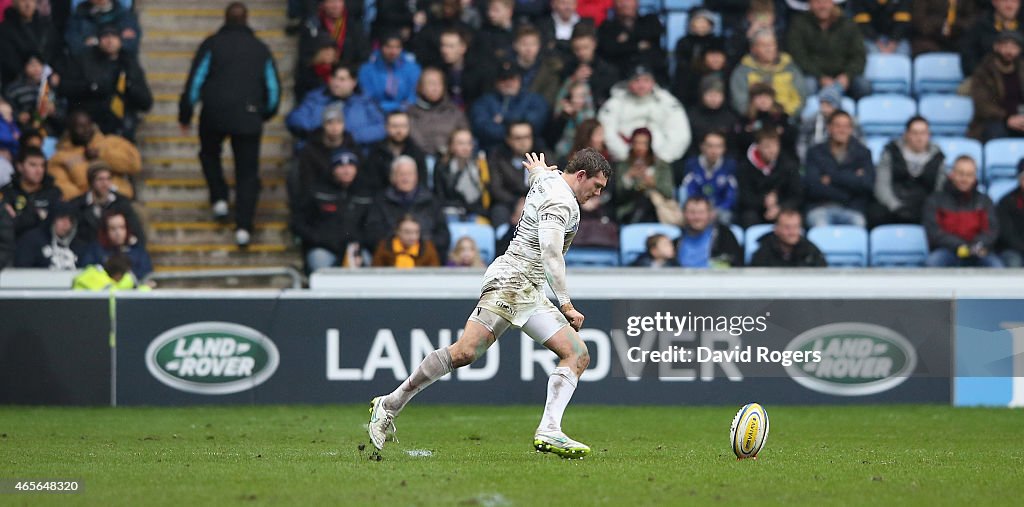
[143,267,304,289]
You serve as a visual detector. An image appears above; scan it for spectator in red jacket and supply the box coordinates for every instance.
[923,156,1004,267]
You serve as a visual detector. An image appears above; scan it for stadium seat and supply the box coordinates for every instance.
[664,11,688,49]
[800,94,857,121]
[933,136,983,170]
[987,178,1019,203]
[620,223,682,266]
[744,223,775,265]
[494,223,510,240]
[807,225,869,267]
[866,136,891,164]
[869,224,930,267]
[448,223,496,263]
[918,95,973,136]
[983,139,1024,182]
[864,54,912,94]
[564,247,621,267]
[729,224,744,245]
[913,53,963,96]
[664,0,703,10]
[857,94,917,137]
[639,0,661,15]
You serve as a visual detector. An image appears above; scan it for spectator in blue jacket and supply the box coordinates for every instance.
[286,63,386,150]
[679,131,738,224]
[470,61,549,150]
[358,33,422,113]
[804,110,875,227]
[65,0,141,55]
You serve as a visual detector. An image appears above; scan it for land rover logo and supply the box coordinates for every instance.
[145,322,280,395]
[784,322,917,396]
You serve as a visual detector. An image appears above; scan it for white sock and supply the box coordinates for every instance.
[383,348,453,413]
[537,366,578,433]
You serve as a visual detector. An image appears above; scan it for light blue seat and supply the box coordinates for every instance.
[638,0,661,15]
[565,247,621,267]
[983,139,1024,182]
[865,54,912,94]
[664,11,688,49]
[494,223,510,240]
[918,95,973,136]
[807,225,869,267]
[801,94,857,121]
[729,224,744,245]
[448,223,496,263]
[664,0,703,9]
[857,94,917,137]
[620,223,682,266]
[866,136,891,164]
[913,53,963,96]
[987,178,1019,204]
[869,224,929,267]
[933,136,983,171]
[744,223,775,265]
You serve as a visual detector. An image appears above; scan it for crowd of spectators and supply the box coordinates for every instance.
[278,0,1024,271]
[0,0,151,284]
[4,0,1024,279]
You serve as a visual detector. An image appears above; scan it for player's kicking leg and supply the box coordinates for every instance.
[367,312,501,450]
[528,319,592,459]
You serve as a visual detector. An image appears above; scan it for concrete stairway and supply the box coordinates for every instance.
[136,0,301,287]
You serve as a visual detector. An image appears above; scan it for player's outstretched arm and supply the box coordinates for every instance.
[522,152,558,176]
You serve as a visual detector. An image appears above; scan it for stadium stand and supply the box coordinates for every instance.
[918,95,973,137]
[912,53,964,96]
[983,139,1024,183]
[988,178,1019,204]
[800,95,857,121]
[933,136,984,169]
[864,54,912,95]
[869,224,930,267]
[857,94,917,137]
[743,223,774,265]
[620,223,681,266]
[807,225,869,267]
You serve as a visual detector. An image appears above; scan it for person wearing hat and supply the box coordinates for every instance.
[673,9,725,84]
[469,60,549,150]
[597,63,690,163]
[996,160,1024,267]
[68,159,144,245]
[685,75,737,162]
[291,101,358,209]
[959,0,1024,76]
[358,32,422,113]
[178,2,281,247]
[61,23,152,141]
[13,199,87,269]
[797,84,861,159]
[729,29,808,117]
[292,149,373,272]
[969,29,1024,140]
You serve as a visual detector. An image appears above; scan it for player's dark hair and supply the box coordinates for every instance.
[565,147,612,180]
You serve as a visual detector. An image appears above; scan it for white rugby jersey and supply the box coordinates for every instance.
[492,169,580,289]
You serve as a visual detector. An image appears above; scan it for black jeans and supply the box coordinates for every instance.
[199,121,262,231]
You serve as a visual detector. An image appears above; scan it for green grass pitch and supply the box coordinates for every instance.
[1,404,1021,505]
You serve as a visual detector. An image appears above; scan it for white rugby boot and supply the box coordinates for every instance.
[367,396,397,450]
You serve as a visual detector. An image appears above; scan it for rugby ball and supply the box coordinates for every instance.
[730,402,769,459]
